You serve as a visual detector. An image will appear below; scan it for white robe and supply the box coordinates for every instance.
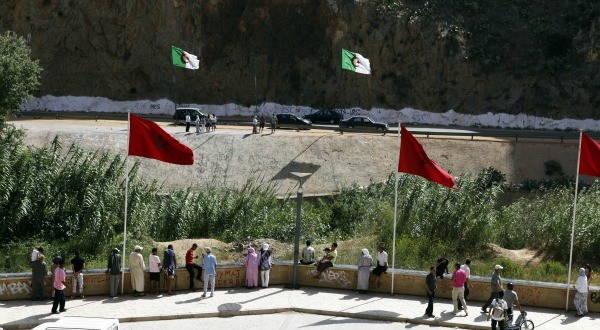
[130,252,146,292]
[357,255,373,291]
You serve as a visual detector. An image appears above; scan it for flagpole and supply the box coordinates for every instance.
[391,121,401,295]
[121,111,131,295]
[565,129,583,311]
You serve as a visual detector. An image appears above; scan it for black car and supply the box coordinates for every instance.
[303,110,343,124]
[338,116,389,131]
[276,113,312,129]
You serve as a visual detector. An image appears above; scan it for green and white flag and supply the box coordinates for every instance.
[341,48,371,74]
[171,46,199,70]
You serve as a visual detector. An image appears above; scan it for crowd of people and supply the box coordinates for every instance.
[29,245,594,323]
[251,114,278,134]
[184,112,217,134]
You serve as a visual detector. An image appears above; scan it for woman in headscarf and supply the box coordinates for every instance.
[574,267,588,317]
[244,247,259,288]
[259,243,272,288]
[356,248,373,293]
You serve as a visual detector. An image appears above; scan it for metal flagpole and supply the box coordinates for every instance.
[121,111,131,294]
[391,121,401,295]
[565,129,583,310]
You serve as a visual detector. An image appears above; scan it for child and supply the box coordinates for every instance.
[149,247,161,294]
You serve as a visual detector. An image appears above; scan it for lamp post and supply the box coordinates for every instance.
[290,172,311,289]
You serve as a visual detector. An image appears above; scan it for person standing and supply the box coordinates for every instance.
[243,247,259,288]
[51,259,67,314]
[584,264,593,283]
[574,267,589,317]
[372,245,388,288]
[211,114,217,132]
[195,114,202,134]
[201,247,217,297]
[451,262,469,316]
[435,253,450,279]
[482,265,504,313]
[300,240,315,265]
[50,256,62,298]
[31,247,47,301]
[129,245,146,297]
[259,243,273,288]
[185,112,191,132]
[163,244,177,295]
[503,282,521,323]
[185,243,203,291]
[425,266,437,318]
[458,259,472,310]
[106,248,121,297]
[70,251,85,299]
[487,291,508,330]
[252,116,258,134]
[356,249,373,293]
[270,114,277,133]
[148,247,161,295]
[259,114,266,133]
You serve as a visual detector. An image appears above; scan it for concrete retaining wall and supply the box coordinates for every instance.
[1,264,598,312]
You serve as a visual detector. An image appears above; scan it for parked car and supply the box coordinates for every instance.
[303,110,343,124]
[173,107,206,125]
[338,116,389,131]
[276,113,312,129]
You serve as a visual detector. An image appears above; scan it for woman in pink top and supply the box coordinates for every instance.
[244,247,259,288]
[51,259,67,314]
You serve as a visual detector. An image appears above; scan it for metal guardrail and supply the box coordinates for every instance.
[13,111,595,142]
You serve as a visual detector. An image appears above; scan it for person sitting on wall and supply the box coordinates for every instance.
[314,242,338,279]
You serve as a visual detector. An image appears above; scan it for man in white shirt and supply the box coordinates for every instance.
[300,240,315,265]
[148,247,161,295]
[185,113,191,132]
[372,245,388,288]
[487,291,508,330]
[458,259,473,310]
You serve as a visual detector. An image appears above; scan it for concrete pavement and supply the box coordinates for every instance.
[0,286,597,329]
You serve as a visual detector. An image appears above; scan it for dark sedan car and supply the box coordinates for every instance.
[303,110,343,124]
[338,116,389,132]
[276,113,312,129]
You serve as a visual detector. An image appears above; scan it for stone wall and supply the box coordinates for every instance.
[1,264,598,313]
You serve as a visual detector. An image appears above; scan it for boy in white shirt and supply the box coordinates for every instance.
[148,247,162,295]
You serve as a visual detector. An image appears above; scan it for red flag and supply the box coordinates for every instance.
[128,114,194,165]
[398,125,456,189]
[579,133,600,177]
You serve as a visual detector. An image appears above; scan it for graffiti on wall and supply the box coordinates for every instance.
[591,292,600,304]
[216,268,244,287]
[305,269,352,288]
[0,280,32,297]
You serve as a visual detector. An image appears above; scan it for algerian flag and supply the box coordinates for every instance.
[341,48,371,74]
[171,46,200,70]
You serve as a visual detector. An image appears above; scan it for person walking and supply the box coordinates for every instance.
[31,247,47,301]
[148,247,161,295]
[50,255,62,298]
[243,247,259,288]
[270,114,277,133]
[51,259,67,314]
[300,240,315,265]
[356,248,373,293]
[574,267,589,317]
[185,112,191,132]
[201,247,217,297]
[259,114,265,133]
[129,245,146,297]
[487,291,508,330]
[163,244,176,295]
[451,262,468,316]
[425,266,437,318]
[259,243,273,288]
[503,282,521,324]
[482,265,504,313]
[106,248,121,297]
[372,245,388,288]
[458,259,472,310]
[70,251,85,299]
[185,243,203,291]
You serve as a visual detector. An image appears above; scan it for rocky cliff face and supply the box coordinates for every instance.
[1,0,599,119]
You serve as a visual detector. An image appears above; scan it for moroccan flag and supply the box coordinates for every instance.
[579,133,600,177]
[129,114,194,165]
[171,46,199,70]
[341,48,371,74]
[398,125,456,189]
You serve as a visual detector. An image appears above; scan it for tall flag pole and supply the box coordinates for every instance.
[565,131,600,310]
[391,121,401,295]
[121,111,131,294]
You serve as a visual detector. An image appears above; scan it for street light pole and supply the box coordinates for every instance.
[290,172,311,289]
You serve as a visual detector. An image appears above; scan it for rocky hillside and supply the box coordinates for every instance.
[1,0,599,119]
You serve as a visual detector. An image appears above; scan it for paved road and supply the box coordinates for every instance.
[120,312,450,330]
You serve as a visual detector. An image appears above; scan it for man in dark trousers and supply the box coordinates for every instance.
[425,266,437,318]
[435,252,450,279]
[185,243,203,291]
